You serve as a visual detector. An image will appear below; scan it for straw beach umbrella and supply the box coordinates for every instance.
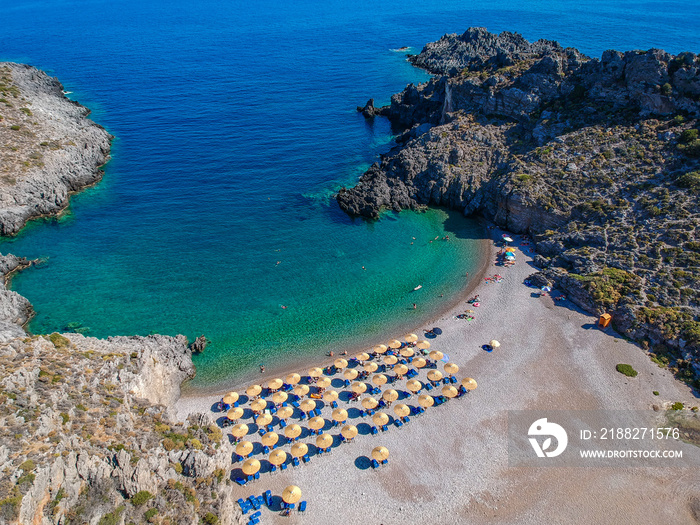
[269,449,287,466]
[316,377,331,389]
[268,378,283,391]
[361,397,378,410]
[299,399,316,413]
[489,340,501,349]
[291,442,308,458]
[242,458,260,476]
[323,390,339,403]
[282,486,302,505]
[294,384,310,397]
[222,393,238,406]
[309,367,324,378]
[363,362,378,373]
[356,352,370,362]
[416,340,430,349]
[371,446,389,462]
[236,441,253,457]
[372,345,388,354]
[418,394,434,408]
[332,408,348,423]
[277,406,293,420]
[412,357,427,369]
[442,385,458,398]
[382,389,399,403]
[394,364,409,377]
[388,340,402,349]
[373,344,388,354]
[372,374,387,386]
[227,407,244,421]
[444,362,459,375]
[427,370,443,383]
[246,384,262,398]
[406,379,422,393]
[393,404,410,418]
[284,424,302,440]
[308,416,325,431]
[231,424,249,438]
[383,355,398,366]
[341,425,358,440]
[286,373,301,385]
[316,433,333,450]
[351,382,367,394]
[261,432,279,448]
[429,350,444,361]
[404,333,418,343]
[256,413,273,427]
[344,369,358,380]
[250,398,267,412]
[462,378,478,390]
[334,358,348,369]
[272,391,288,405]
[400,347,415,358]
[372,412,389,426]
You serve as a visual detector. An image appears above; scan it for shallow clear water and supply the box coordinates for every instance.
[1,0,698,387]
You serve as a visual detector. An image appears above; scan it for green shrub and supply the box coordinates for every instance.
[19,460,35,472]
[19,107,31,116]
[661,83,672,96]
[60,413,69,424]
[202,512,219,525]
[676,171,700,191]
[10,125,20,131]
[188,438,203,450]
[679,128,699,143]
[671,402,684,410]
[173,462,183,474]
[672,115,686,125]
[130,491,153,506]
[616,364,638,377]
[653,391,659,396]
[48,333,70,349]
[144,508,158,521]
[162,438,176,451]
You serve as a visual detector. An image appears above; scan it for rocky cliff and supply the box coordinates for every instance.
[338,28,700,379]
[0,63,112,236]
[0,66,246,524]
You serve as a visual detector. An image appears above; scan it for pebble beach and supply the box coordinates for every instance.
[176,230,700,524]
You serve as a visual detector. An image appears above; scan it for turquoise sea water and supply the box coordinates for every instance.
[1,0,699,388]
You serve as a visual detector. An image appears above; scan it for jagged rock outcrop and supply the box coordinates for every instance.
[338,28,700,370]
[0,254,34,342]
[0,63,113,236]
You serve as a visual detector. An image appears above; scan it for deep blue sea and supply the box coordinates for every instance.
[1,0,699,389]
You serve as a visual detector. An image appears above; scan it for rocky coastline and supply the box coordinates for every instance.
[338,27,700,379]
[0,62,112,236]
[0,65,247,524]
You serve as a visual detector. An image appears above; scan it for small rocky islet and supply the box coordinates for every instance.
[0,28,699,525]
[342,27,699,380]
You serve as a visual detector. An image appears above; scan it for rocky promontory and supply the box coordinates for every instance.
[0,65,248,524]
[0,63,112,236]
[338,28,700,378]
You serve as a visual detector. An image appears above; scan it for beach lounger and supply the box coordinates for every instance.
[302,454,310,463]
[425,383,433,391]
[264,490,272,506]
[281,462,288,471]
[331,401,338,408]
[279,420,287,428]
[249,496,261,510]
[258,428,266,436]
[293,457,300,467]
[381,459,388,466]
[371,459,379,468]
[299,501,307,512]
[235,477,248,486]
[395,419,403,428]
[381,424,388,432]
[270,465,277,474]
[403,416,410,424]
[300,412,307,420]
[371,426,378,435]
[248,515,260,525]
[263,445,270,454]
[267,424,274,432]
[238,499,252,514]
[451,376,457,384]
[292,401,300,408]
